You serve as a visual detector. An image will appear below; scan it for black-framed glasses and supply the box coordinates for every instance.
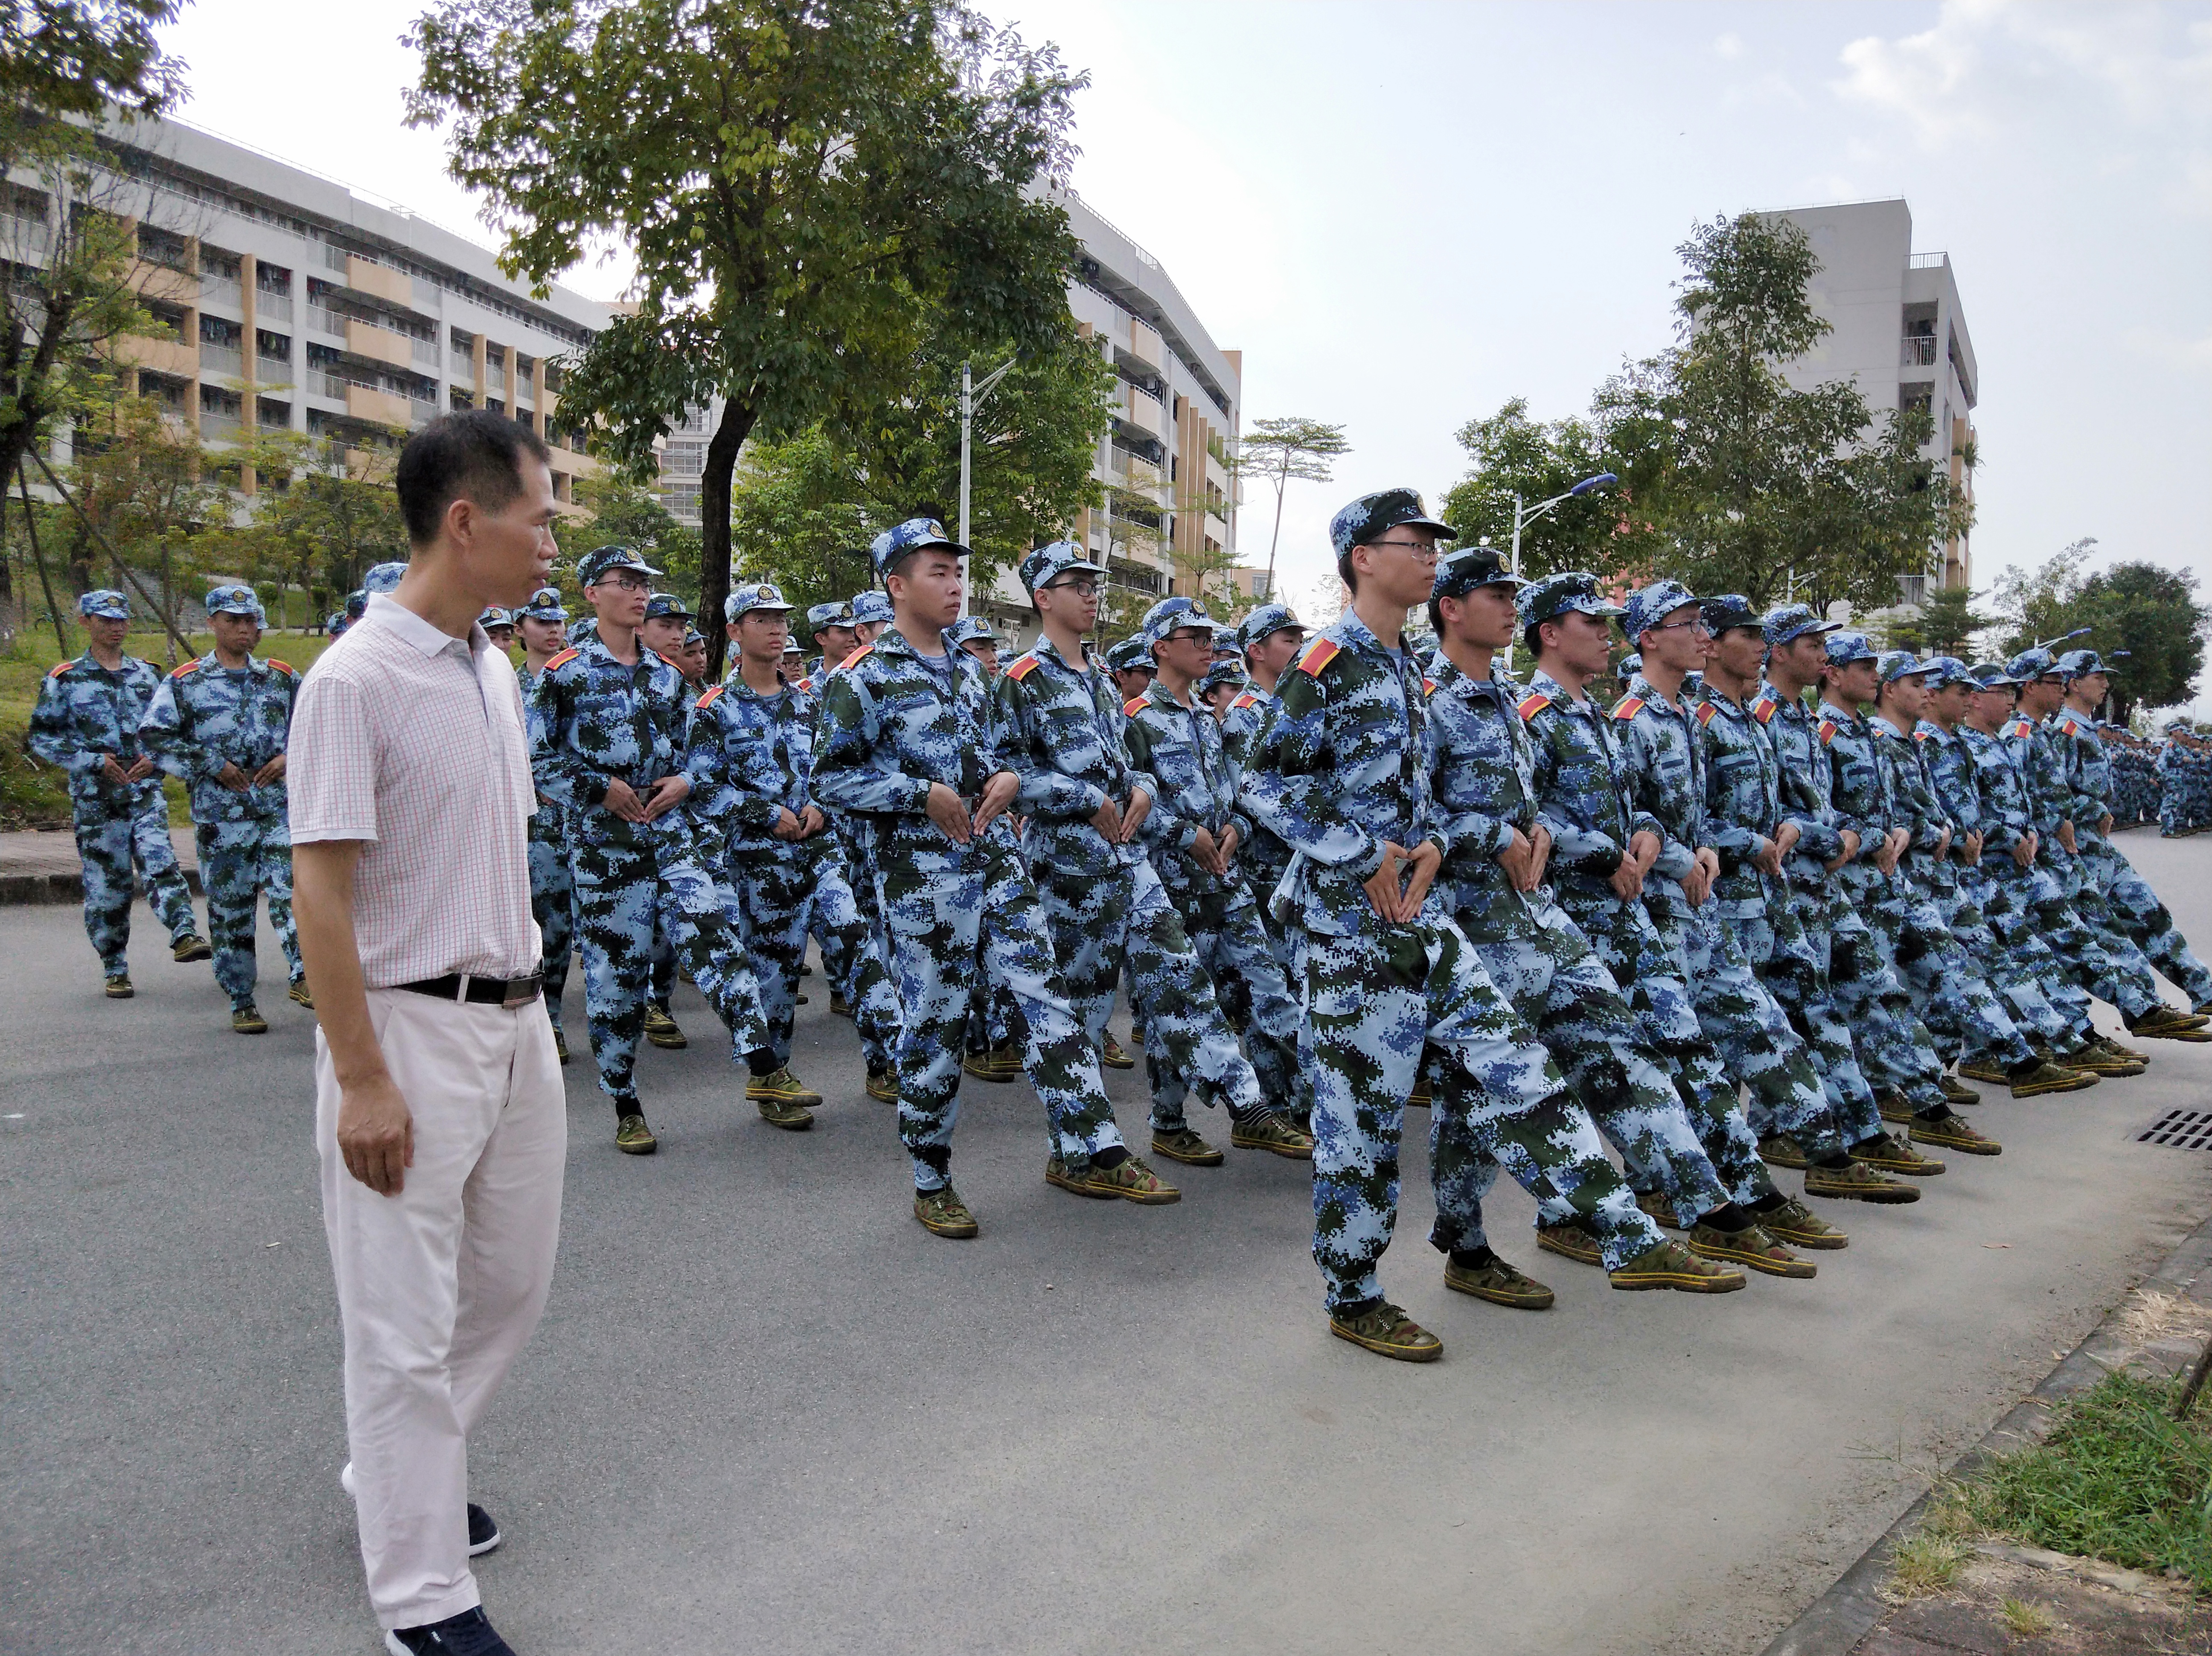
[597,572,650,592]
[1366,539,1440,560]
[1049,578,1101,599]
[1164,628,1212,646]
[1647,617,1710,636]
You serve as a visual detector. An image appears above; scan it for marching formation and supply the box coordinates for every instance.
[29,486,2212,1365]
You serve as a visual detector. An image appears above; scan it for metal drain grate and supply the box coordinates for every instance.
[2138,1110,2212,1150]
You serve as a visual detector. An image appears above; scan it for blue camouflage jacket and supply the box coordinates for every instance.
[1243,614,1443,939]
[1760,682,1851,886]
[685,673,827,863]
[1519,666,1661,895]
[525,636,695,847]
[1122,677,1248,898]
[2003,713,2072,843]
[1422,650,1542,942]
[1871,713,1953,896]
[1816,698,1897,847]
[810,624,1014,872]
[139,652,297,825]
[1222,682,1295,906]
[2047,708,2113,837]
[991,636,1153,878]
[1692,682,1787,921]
[1960,726,2037,857]
[516,662,568,843]
[1917,718,1990,851]
[1609,673,1706,884]
[27,651,169,813]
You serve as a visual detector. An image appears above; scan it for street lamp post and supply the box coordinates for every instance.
[957,356,1016,618]
[1503,472,1617,670]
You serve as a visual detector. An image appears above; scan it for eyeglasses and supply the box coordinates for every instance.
[596,572,650,592]
[1048,578,1101,599]
[1164,629,1213,646]
[1648,618,1710,636]
[1366,539,1440,560]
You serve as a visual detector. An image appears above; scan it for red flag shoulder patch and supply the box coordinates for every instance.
[169,659,203,679]
[47,659,72,677]
[839,643,874,670]
[265,659,294,676]
[792,676,813,695]
[1516,692,1551,721]
[1751,692,1779,724]
[1914,726,1932,741]
[1694,701,1719,727]
[1232,689,1261,710]
[2057,716,2080,737]
[1297,637,1341,676]
[1420,677,1437,698]
[1004,653,1042,683]
[1816,717,1839,746]
[1611,696,1645,721]
[693,685,724,710]
[1122,694,1149,717]
[542,647,581,673]
[2006,717,2033,740]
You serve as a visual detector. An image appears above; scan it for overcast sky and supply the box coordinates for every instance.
[162,0,2210,653]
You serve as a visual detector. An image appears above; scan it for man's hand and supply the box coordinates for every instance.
[252,754,287,787]
[1774,820,1801,862]
[1683,845,1720,906]
[640,773,690,821]
[336,1070,415,1196]
[1528,823,1551,890]
[601,778,648,823]
[1607,848,1646,901]
[798,804,827,838]
[123,755,155,783]
[2013,832,2037,869]
[1496,825,1540,892]
[772,806,806,840]
[1963,829,1984,865]
[1752,836,1783,878]
[1873,826,1905,876]
[1825,826,1861,874]
[1218,822,1241,865]
[924,781,972,844]
[1363,841,1440,922]
[1933,824,1953,861]
[1188,825,1225,877]
[1397,840,1442,918]
[1089,796,1125,844]
[215,761,252,793]
[2099,812,2114,837]
[1628,828,1662,874]
[971,770,1019,836]
[1119,787,1152,843]
[2057,819,2078,854]
[99,754,131,787]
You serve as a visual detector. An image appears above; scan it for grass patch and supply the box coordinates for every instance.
[1889,1528,1971,1598]
[1953,1368,2212,1592]
[1998,1595,2055,1636]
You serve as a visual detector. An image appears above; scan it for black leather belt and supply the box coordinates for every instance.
[396,972,544,1009]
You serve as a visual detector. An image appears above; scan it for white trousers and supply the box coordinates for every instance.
[317,989,565,1629]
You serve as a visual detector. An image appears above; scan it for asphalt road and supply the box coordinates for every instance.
[9,834,2212,1656]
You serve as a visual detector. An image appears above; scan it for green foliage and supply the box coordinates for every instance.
[573,469,702,603]
[1990,538,2095,655]
[1990,539,2209,720]
[1441,398,1615,580]
[0,1,186,124]
[1955,1369,2212,1592]
[1916,583,1998,657]
[726,426,880,627]
[406,0,1087,671]
[1237,414,1349,587]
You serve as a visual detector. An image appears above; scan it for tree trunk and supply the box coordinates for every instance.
[698,396,759,682]
[18,467,70,655]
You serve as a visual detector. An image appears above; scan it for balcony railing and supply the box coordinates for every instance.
[412,336,440,368]
[1902,335,1938,367]
[199,342,243,378]
[200,411,244,443]
[256,291,293,324]
[322,243,354,274]
[253,356,294,385]
[449,352,476,382]
[199,277,242,312]
[486,364,507,391]
[306,304,344,338]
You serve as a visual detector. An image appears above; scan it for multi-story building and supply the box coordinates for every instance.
[1762,197,1979,602]
[32,114,608,504]
[655,187,1243,648]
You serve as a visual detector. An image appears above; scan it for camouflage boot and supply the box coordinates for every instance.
[1443,1254,1554,1310]
[1329,1301,1442,1362]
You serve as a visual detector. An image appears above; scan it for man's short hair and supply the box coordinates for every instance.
[396,411,551,548]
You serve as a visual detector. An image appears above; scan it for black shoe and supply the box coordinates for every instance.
[385,1606,515,1654]
[468,1501,501,1557]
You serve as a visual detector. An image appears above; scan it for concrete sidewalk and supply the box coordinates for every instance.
[0,825,201,904]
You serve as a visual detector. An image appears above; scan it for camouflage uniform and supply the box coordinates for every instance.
[138,596,304,1012]
[810,522,1135,1194]
[1247,605,1659,1313]
[26,594,201,977]
[515,589,579,1045]
[991,567,1271,1134]
[685,585,902,1077]
[527,562,769,1114]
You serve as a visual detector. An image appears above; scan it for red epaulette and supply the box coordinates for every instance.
[47,659,72,678]
[1419,677,1437,698]
[1004,653,1043,683]
[1516,691,1551,721]
[1751,691,1779,725]
[1232,689,1262,710]
[265,659,294,676]
[1694,701,1720,727]
[694,685,724,709]
[2057,716,2080,737]
[1816,717,1839,746]
[542,647,581,673]
[2005,717,2033,740]
[839,643,874,669]
[1297,637,1341,676]
[1914,726,1933,741]
[1122,694,1149,717]
[169,659,203,679]
[1611,696,1645,721]
[792,676,813,695]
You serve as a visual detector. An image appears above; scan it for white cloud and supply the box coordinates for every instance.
[1713,32,1745,61]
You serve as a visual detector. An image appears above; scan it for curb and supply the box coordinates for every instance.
[1757,1211,2212,1656]
[0,869,204,905]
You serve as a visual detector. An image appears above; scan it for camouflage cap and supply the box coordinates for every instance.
[1018,539,1105,597]
[725,580,794,623]
[2165,716,2195,735]
[1516,571,1624,629]
[1236,603,1306,650]
[363,560,409,596]
[1921,655,1974,688]
[1198,661,1248,698]
[1329,487,1455,559]
[477,606,513,631]
[1761,602,1843,646]
[1430,545,1522,602]
[2005,645,2065,682]
[848,590,894,627]
[343,590,367,618]
[1823,631,1877,668]
[2056,647,2125,679]
[1140,595,1215,650]
[682,626,705,649]
[77,589,130,621]
[203,583,265,621]
[1104,636,1155,673]
[566,616,599,646]
[519,587,568,623]
[1620,579,1704,641]
[1970,662,2023,689]
[577,544,661,586]
[1617,651,1642,680]
[1875,648,1937,685]
[783,638,805,657]
[805,600,854,632]
[949,616,1000,648]
[1701,593,1759,634]
[868,516,969,577]
[642,591,695,621]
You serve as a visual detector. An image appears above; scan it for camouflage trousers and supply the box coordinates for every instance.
[195,815,301,1010]
[570,825,768,1110]
[2083,838,2212,1009]
[873,826,1127,1192]
[72,790,197,972]
[808,843,897,1047]
[2002,851,2165,1022]
[527,820,575,1037]
[1462,901,1743,1229]
[733,848,901,1073]
[1679,902,1848,1161]
[1552,884,1771,1216]
[1147,873,1305,1125]
[1942,867,2083,1048]
[1867,865,2034,1070]
[1036,854,1264,1126]
[1751,882,1888,1143]
[1298,907,1661,1313]
[1803,871,1950,1113]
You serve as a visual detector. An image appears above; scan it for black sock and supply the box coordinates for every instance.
[1092,1145,1129,1170]
[1814,1152,1856,1169]
[1701,1204,1752,1233]
[1915,1105,1953,1123]
[1334,1295,1382,1321]
[2006,1058,2041,1081]
[745,1048,781,1077]
[1749,1190,1789,1214]
[1449,1245,1498,1270]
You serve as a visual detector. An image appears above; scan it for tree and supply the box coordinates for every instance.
[725,426,883,624]
[2076,563,2209,723]
[408,0,1086,675]
[65,394,226,662]
[1989,538,2094,654]
[1441,398,1619,581]
[1237,415,1348,600]
[573,468,702,604]
[248,443,406,623]
[1913,583,1998,657]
